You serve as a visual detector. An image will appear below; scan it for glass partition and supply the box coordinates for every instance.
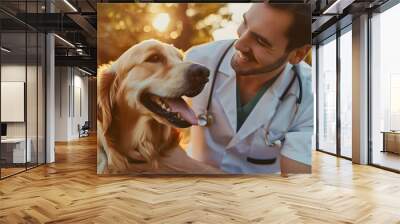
[1,30,28,178]
[27,31,38,169]
[0,1,46,179]
[317,36,337,155]
[38,32,45,165]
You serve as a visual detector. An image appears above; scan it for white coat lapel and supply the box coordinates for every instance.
[226,64,295,148]
[215,46,237,132]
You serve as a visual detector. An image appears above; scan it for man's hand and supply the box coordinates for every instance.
[280,155,311,177]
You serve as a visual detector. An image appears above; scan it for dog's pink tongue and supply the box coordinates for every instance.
[164,98,197,126]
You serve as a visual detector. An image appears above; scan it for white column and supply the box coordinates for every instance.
[352,14,369,164]
[46,33,55,163]
[45,0,56,163]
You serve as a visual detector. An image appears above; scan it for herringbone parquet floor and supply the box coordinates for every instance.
[0,135,399,224]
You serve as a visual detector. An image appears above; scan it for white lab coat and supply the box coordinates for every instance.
[185,40,314,174]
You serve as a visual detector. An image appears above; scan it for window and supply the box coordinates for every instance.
[339,29,352,158]
[316,26,353,159]
[317,36,337,154]
[370,2,400,171]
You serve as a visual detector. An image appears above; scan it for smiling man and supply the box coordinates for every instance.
[185,2,313,175]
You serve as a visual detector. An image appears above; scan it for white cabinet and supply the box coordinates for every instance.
[1,138,32,163]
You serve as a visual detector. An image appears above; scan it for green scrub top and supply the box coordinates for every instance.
[236,76,278,132]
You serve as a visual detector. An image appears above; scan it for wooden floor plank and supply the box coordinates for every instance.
[0,135,399,223]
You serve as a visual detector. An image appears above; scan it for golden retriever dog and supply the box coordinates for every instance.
[97,39,221,174]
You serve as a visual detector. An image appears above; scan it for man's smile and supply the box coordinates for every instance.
[238,51,250,62]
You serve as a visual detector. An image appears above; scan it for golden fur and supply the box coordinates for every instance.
[97,39,221,174]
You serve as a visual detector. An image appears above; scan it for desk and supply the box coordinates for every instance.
[1,138,31,163]
[381,131,400,154]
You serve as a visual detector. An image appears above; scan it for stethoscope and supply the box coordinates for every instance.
[197,40,303,164]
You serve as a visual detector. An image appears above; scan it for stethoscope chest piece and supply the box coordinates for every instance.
[264,130,284,147]
[198,112,213,127]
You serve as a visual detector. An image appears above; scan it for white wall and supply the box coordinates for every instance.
[1,65,26,134]
[1,65,34,138]
[1,63,46,164]
[54,67,89,141]
[55,67,69,141]
[72,73,89,138]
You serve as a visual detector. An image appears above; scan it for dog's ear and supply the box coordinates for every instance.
[98,68,117,134]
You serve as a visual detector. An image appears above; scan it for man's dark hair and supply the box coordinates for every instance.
[266,3,312,51]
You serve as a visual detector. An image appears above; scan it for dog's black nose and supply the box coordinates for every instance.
[186,64,210,84]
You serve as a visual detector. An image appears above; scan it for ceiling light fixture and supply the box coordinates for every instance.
[78,67,93,76]
[1,47,11,53]
[63,0,78,12]
[54,34,75,48]
[323,0,354,15]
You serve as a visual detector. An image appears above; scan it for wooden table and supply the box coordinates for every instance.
[381,131,400,154]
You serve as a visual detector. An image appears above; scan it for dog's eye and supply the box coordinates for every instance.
[145,54,163,63]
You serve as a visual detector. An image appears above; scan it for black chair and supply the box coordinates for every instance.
[78,121,90,138]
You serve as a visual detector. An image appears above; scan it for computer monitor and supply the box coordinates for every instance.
[1,123,7,137]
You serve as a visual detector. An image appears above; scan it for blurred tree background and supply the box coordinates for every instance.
[98,3,232,65]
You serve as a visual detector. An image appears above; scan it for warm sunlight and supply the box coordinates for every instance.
[212,3,251,40]
[152,13,170,32]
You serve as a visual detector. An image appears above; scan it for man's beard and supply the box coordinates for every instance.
[231,51,289,76]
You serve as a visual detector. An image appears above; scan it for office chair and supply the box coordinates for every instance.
[79,121,90,138]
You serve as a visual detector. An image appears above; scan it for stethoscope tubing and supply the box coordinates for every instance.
[205,39,302,113]
[200,40,303,154]
[206,40,237,112]
[200,39,303,165]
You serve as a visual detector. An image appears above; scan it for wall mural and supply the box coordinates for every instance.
[97,3,313,175]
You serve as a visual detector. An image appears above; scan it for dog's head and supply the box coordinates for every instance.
[99,39,209,130]
[98,39,209,164]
